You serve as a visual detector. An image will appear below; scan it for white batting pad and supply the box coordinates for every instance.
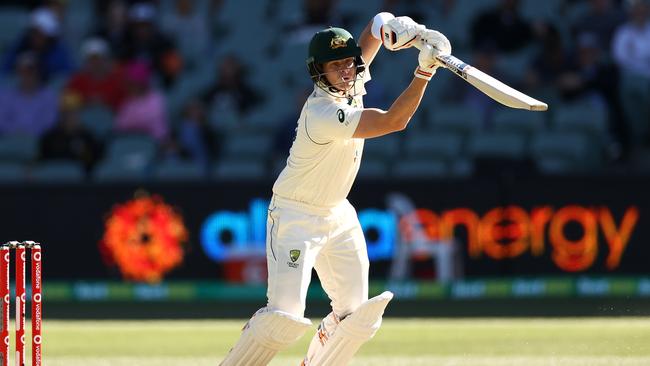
[220,308,312,366]
[304,291,393,366]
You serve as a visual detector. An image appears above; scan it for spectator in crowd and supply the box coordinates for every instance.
[202,55,263,120]
[380,0,430,24]
[161,0,211,69]
[471,0,534,53]
[0,52,58,137]
[1,7,74,81]
[612,0,650,147]
[572,0,626,49]
[612,0,650,78]
[286,0,343,44]
[66,38,126,111]
[120,2,183,88]
[555,33,616,105]
[525,24,567,98]
[273,88,311,163]
[44,0,93,53]
[94,0,130,58]
[462,44,503,126]
[167,98,220,173]
[115,61,168,141]
[39,92,103,172]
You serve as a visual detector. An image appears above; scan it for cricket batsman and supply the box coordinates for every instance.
[220,12,451,366]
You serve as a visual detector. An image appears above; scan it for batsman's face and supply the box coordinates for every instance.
[323,57,356,91]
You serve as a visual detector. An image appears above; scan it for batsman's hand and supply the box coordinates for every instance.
[417,29,451,57]
[414,44,443,81]
[381,16,425,51]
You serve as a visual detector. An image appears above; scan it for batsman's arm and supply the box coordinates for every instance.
[352,45,442,139]
[358,19,382,67]
[360,11,399,67]
[352,77,428,139]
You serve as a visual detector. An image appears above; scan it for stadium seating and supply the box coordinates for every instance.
[428,104,482,136]
[105,135,158,165]
[392,159,448,179]
[466,132,527,160]
[29,161,86,183]
[404,132,463,161]
[530,132,599,172]
[212,159,267,180]
[363,134,400,162]
[92,135,158,182]
[552,101,608,138]
[492,108,546,137]
[0,135,39,163]
[357,158,389,180]
[0,7,28,53]
[0,162,25,183]
[153,159,206,182]
[221,132,273,160]
[92,159,149,182]
[80,105,115,140]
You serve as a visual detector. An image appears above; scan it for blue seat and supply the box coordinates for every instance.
[92,159,149,182]
[105,135,158,170]
[466,132,527,159]
[531,132,599,171]
[520,0,564,20]
[0,162,25,183]
[0,7,28,52]
[80,105,114,140]
[30,161,85,183]
[404,132,463,160]
[222,133,273,159]
[357,159,389,180]
[212,159,267,180]
[363,135,400,162]
[392,159,448,179]
[153,160,206,182]
[0,135,38,163]
[535,157,576,175]
[450,158,474,178]
[552,101,608,137]
[429,104,482,135]
[492,109,546,136]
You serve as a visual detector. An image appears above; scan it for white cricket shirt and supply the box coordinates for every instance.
[272,71,371,208]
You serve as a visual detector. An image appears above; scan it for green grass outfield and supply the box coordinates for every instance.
[27,318,650,365]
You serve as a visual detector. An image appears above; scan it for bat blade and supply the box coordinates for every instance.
[435,54,548,111]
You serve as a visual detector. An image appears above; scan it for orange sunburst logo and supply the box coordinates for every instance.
[99,192,189,283]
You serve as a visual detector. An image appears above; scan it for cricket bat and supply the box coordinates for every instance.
[434,54,548,111]
[413,43,548,111]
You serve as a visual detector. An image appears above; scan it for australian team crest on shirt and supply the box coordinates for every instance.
[288,249,301,268]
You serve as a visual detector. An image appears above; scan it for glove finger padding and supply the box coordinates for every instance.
[382,16,425,51]
[419,29,452,56]
[414,44,441,81]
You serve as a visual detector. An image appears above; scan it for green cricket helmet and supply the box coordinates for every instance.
[306,27,366,91]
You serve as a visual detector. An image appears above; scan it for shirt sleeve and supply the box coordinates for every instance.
[305,100,364,143]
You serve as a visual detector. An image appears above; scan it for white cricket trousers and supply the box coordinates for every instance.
[266,195,369,318]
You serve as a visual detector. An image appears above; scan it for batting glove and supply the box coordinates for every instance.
[378,16,425,51]
[418,29,452,57]
[414,44,442,81]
